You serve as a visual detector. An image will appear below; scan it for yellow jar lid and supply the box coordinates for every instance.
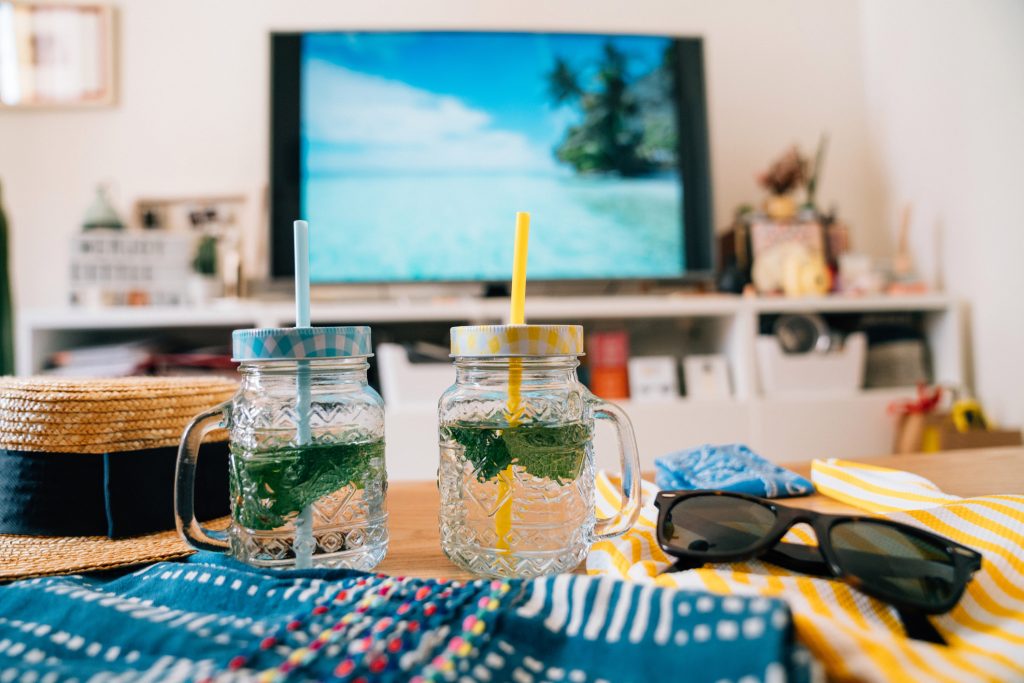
[450,324,583,357]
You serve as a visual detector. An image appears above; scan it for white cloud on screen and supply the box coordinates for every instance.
[303,58,560,173]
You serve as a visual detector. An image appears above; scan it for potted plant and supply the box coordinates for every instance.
[188,234,220,304]
[757,147,808,221]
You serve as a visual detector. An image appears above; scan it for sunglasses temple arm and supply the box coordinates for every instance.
[898,607,946,645]
[659,557,706,575]
[763,545,951,646]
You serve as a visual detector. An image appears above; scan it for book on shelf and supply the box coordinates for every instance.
[45,341,236,378]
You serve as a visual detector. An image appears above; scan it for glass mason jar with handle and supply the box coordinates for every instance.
[175,326,387,570]
[438,324,642,578]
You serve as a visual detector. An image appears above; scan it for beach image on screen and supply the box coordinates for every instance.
[301,32,686,282]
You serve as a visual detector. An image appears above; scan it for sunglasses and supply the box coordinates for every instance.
[654,490,983,644]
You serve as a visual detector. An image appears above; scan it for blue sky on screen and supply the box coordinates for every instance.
[301,32,672,175]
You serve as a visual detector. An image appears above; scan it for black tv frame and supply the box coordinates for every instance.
[270,31,713,284]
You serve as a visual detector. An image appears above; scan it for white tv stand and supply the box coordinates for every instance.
[17,292,963,479]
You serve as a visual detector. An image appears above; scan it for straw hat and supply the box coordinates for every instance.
[0,376,237,581]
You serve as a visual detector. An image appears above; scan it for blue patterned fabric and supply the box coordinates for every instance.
[232,326,371,361]
[0,553,809,682]
[655,444,814,498]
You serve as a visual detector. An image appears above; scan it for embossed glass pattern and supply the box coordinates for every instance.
[438,356,642,579]
[176,358,387,571]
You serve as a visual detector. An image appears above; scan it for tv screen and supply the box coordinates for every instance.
[271,31,712,283]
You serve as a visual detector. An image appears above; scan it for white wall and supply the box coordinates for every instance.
[860,0,1024,428]
[0,0,879,312]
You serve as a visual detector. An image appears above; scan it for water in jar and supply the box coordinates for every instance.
[228,437,388,570]
[439,421,595,578]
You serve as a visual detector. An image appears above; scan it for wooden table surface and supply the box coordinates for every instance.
[376,447,1024,580]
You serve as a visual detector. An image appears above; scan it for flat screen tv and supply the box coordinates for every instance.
[271,31,712,283]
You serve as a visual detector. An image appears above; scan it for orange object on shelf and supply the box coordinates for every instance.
[589,330,629,367]
[590,366,630,399]
[587,330,630,399]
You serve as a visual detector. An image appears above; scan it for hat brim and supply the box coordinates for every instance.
[0,519,227,581]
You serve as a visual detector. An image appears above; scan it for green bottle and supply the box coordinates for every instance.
[0,179,12,375]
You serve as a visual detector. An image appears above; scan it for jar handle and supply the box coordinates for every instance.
[590,397,642,540]
[174,401,231,552]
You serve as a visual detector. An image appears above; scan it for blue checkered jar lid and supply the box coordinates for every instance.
[232,326,372,362]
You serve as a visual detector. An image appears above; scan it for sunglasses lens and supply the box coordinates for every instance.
[829,520,959,609]
[664,494,776,555]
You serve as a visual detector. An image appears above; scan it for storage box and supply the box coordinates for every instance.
[627,356,679,403]
[683,354,732,400]
[756,332,866,397]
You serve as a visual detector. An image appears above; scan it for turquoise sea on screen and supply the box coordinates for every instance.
[305,172,685,282]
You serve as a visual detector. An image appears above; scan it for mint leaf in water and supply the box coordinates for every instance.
[446,426,513,481]
[503,422,590,483]
[230,440,383,531]
[447,423,589,484]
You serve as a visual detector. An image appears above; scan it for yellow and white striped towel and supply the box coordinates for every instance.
[587,459,1024,682]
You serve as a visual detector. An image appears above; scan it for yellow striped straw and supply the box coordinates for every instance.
[496,212,530,552]
[509,212,529,325]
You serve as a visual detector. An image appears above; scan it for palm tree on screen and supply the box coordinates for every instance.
[546,42,675,177]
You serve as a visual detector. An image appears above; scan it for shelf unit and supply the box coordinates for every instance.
[16,293,963,479]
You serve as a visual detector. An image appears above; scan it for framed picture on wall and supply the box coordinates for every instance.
[0,2,116,108]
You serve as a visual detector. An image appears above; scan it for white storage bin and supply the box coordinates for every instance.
[376,343,455,409]
[756,332,866,397]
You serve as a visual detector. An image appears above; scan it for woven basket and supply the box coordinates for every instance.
[0,376,238,580]
[0,376,236,453]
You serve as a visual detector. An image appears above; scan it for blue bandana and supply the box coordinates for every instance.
[655,444,814,498]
